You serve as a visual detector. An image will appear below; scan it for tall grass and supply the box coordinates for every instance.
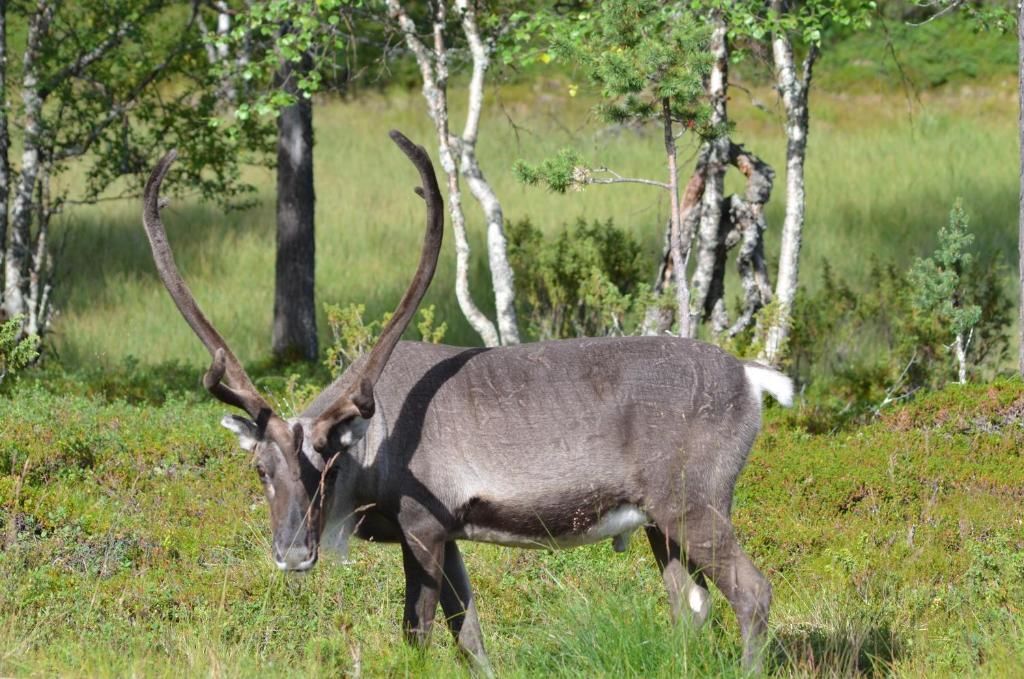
[50,79,1018,368]
[3,378,1023,676]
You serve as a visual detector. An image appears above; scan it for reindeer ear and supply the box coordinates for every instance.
[311,398,371,453]
[335,414,371,448]
[221,415,260,452]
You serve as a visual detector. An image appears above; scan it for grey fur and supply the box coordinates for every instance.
[296,336,784,671]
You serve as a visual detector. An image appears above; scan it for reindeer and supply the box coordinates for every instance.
[141,131,793,673]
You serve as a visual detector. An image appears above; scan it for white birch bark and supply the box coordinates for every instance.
[214,1,237,102]
[0,1,9,308]
[454,0,519,345]
[689,15,729,335]
[761,10,817,365]
[1019,0,1024,376]
[954,331,967,384]
[2,2,52,324]
[215,1,231,61]
[0,2,196,338]
[197,1,239,103]
[26,161,52,337]
[388,0,500,347]
[662,99,691,339]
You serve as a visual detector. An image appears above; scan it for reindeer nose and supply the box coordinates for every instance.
[277,547,316,571]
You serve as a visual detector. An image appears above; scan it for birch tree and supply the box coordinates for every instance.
[715,0,872,364]
[196,1,245,104]
[689,13,731,335]
[757,2,821,364]
[524,1,869,348]
[515,2,776,340]
[684,12,775,339]
[0,0,264,341]
[512,0,714,338]
[386,0,519,347]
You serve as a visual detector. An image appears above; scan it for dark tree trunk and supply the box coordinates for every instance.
[273,56,317,362]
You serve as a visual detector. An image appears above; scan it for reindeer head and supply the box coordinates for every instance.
[141,131,443,571]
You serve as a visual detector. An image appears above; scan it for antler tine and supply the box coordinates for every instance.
[355,131,444,389]
[311,131,444,449]
[142,150,274,423]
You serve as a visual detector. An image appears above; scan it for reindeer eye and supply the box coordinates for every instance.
[255,464,269,481]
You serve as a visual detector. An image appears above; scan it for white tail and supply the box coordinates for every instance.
[744,364,794,407]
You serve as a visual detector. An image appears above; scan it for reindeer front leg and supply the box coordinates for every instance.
[439,541,492,676]
[400,535,445,647]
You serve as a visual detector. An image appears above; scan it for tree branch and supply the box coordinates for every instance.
[39,21,135,100]
[801,42,819,91]
[54,8,201,162]
[590,168,669,189]
[907,1,964,26]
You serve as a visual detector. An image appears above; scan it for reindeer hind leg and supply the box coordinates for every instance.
[644,524,711,628]
[684,506,771,671]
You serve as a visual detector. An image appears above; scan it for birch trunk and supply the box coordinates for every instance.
[25,160,52,337]
[455,0,519,345]
[644,17,774,342]
[215,2,231,63]
[2,3,52,324]
[689,15,729,335]
[761,17,817,365]
[662,100,691,339]
[1018,0,1024,376]
[0,0,9,308]
[954,331,967,385]
[214,1,236,102]
[197,1,245,104]
[0,1,199,338]
[388,0,501,347]
[642,169,705,336]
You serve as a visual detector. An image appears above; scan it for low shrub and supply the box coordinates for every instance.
[507,216,654,340]
[788,251,1009,430]
[323,302,447,378]
[0,315,40,388]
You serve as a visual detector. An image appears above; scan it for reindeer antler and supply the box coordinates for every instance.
[311,130,444,450]
[142,150,275,424]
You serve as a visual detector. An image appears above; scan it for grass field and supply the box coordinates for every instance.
[49,74,1019,369]
[2,376,1022,676]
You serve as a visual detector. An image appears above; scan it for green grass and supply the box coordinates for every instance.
[2,375,1022,676]
[49,76,1019,370]
[816,17,1018,92]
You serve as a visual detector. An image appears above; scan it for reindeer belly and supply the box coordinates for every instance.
[454,495,649,550]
